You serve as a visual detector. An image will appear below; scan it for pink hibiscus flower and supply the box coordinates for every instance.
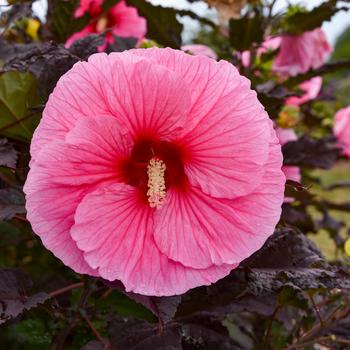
[273,28,332,77]
[276,127,301,184]
[66,0,146,48]
[24,48,285,296]
[286,76,323,106]
[334,106,350,158]
[181,44,218,60]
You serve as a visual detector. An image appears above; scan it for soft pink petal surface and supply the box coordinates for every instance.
[334,106,350,158]
[71,183,236,296]
[131,48,272,199]
[286,77,322,106]
[273,28,332,77]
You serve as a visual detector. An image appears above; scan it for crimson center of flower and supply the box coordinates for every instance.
[122,139,187,208]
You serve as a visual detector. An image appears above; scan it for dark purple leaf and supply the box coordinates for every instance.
[0,268,49,324]
[0,138,17,168]
[0,188,26,220]
[108,318,182,350]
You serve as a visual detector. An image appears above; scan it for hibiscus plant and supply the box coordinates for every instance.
[0,0,350,349]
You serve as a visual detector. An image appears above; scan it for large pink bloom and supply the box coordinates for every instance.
[24,48,285,296]
[334,106,350,158]
[66,0,146,48]
[286,77,323,106]
[273,28,332,77]
[276,128,301,184]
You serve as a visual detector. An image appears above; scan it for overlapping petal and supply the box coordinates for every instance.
[153,125,284,269]
[132,48,271,199]
[71,183,236,296]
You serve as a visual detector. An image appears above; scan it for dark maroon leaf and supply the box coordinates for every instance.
[106,36,138,53]
[81,341,104,350]
[0,138,17,168]
[3,42,80,99]
[0,268,49,324]
[108,318,182,350]
[103,280,181,324]
[68,34,106,61]
[282,135,341,169]
[0,188,26,220]
[180,313,237,350]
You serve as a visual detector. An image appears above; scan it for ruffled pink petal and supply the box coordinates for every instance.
[65,24,95,48]
[71,183,236,296]
[131,48,271,198]
[273,28,332,77]
[31,52,190,159]
[153,127,285,269]
[31,116,132,186]
[181,44,217,60]
[286,77,322,106]
[24,172,97,275]
[110,0,146,39]
[24,114,134,275]
[334,106,350,157]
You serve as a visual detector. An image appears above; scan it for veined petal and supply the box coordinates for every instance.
[31,51,190,159]
[131,48,271,198]
[24,173,97,275]
[71,183,236,296]
[153,131,285,269]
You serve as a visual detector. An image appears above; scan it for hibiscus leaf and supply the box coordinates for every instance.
[103,280,181,324]
[282,135,341,169]
[0,71,42,142]
[46,0,90,43]
[68,33,106,61]
[4,42,80,99]
[106,35,138,53]
[81,341,104,350]
[126,0,183,48]
[0,268,49,325]
[0,187,26,221]
[229,14,264,52]
[108,317,182,350]
[283,0,349,35]
[0,138,17,168]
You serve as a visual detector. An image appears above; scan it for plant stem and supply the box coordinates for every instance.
[49,282,84,298]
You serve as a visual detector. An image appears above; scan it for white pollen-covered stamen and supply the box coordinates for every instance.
[147,158,166,209]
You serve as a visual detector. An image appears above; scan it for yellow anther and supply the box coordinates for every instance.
[147,158,166,209]
[96,16,108,32]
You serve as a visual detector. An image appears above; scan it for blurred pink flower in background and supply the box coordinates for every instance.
[241,36,281,67]
[334,106,350,158]
[66,0,146,48]
[273,28,332,76]
[24,48,285,296]
[286,77,323,106]
[276,127,301,190]
[181,44,218,59]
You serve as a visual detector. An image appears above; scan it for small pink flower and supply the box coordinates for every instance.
[24,48,285,296]
[334,106,350,158]
[66,0,146,48]
[286,77,323,106]
[273,28,332,77]
[275,128,301,197]
[181,44,218,60]
[241,36,281,67]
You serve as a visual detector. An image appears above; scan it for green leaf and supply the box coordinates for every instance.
[127,0,183,48]
[283,0,349,35]
[0,71,42,142]
[229,15,263,52]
